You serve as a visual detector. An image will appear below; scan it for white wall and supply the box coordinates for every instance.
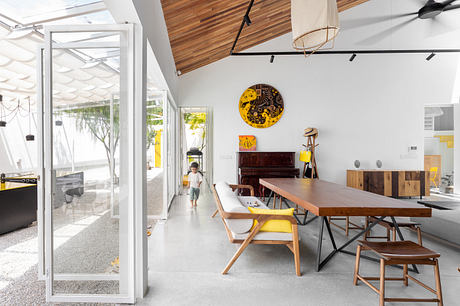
[177,0,460,185]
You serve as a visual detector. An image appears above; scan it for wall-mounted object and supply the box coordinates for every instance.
[239,84,284,129]
[291,0,339,53]
[239,135,256,151]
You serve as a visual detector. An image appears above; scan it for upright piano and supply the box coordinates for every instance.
[237,152,300,197]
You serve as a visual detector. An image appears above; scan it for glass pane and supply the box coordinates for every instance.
[50,31,126,295]
[146,97,163,216]
[0,0,101,22]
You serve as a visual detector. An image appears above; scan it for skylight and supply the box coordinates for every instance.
[0,0,102,25]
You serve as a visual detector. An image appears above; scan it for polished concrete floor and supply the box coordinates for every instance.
[140,183,460,306]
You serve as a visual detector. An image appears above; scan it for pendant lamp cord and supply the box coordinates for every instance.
[28,97,31,134]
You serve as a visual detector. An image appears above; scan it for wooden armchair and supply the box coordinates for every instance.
[211,184,301,276]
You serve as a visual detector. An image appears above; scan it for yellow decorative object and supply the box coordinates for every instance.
[248,207,294,233]
[183,175,189,187]
[154,130,162,168]
[239,135,256,151]
[299,150,312,162]
[430,167,438,188]
[111,256,119,267]
[239,84,284,128]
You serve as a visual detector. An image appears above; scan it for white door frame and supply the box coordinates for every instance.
[36,45,45,281]
[179,106,213,186]
[42,24,141,304]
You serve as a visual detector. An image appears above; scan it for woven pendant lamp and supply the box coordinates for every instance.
[291,0,340,52]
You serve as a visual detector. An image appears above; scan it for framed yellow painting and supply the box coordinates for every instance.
[239,135,256,151]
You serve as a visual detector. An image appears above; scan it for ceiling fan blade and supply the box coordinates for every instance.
[357,17,418,45]
[443,3,460,11]
[441,0,457,6]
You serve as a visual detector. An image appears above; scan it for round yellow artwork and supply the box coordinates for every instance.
[238,84,284,128]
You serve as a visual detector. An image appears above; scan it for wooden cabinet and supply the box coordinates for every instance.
[347,170,430,198]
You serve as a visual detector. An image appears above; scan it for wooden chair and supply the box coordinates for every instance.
[364,216,423,245]
[354,240,443,306]
[211,184,301,276]
[327,216,363,236]
[430,167,438,188]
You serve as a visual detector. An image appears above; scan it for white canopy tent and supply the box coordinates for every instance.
[0,0,158,112]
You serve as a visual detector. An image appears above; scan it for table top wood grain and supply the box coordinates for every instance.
[260,178,431,217]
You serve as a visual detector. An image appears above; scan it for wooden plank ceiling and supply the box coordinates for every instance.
[161,0,368,75]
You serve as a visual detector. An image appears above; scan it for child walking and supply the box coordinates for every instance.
[188,162,203,208]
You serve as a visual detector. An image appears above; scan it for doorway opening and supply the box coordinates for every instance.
[424,105,455,195]
[180,107,212,193]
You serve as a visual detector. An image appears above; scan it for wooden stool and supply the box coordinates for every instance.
[364,216,423,245]
[328,216,363,236]
[354,240,443,306]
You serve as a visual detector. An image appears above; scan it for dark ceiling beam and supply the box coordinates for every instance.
[230,49,460,56]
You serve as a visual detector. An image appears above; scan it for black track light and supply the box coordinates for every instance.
[426,53,435,61]
[270,55,274,63]
[244,14,251,26]
[349,53,356,62]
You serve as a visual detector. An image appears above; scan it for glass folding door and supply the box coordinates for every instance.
[43,25,135,303]
[166,98,178,212]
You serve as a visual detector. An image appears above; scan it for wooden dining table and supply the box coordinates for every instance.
[259,178,432,271]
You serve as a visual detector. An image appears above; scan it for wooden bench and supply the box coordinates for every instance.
[211,182,301,276]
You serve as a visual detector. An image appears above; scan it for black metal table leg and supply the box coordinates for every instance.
[316,217,325,272]
[266,191,274,207]
[280,197,303,225]
[280,197,314,226]
[303,210,308,224]
[324,217,338,250]
[315,216,387,271]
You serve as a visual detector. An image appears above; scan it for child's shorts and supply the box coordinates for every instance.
[190,187,200,200]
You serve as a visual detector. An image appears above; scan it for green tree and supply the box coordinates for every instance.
[65,101,163,176]
[184,112,206,150]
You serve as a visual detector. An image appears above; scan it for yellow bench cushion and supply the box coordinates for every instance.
[248,207,294,233]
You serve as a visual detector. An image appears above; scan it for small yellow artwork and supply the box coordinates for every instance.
[239,135,257,151]
[239,84,284,128]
